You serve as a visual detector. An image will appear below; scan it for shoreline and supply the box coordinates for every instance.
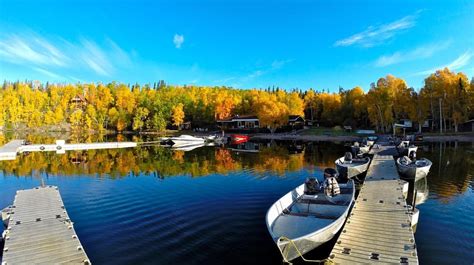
[251,133,361,142]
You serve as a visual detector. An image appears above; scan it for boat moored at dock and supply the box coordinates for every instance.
[335,152,371,179]
[266,170,355,262]
[397,140,418,156]
[396,156,432,181]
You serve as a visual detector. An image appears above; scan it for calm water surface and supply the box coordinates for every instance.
[0,136,473,264]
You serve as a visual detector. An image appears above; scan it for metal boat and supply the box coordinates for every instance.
[266,175,355,262]
[396,156,432,181]
[335,153,371,179]
[396,141,418,156]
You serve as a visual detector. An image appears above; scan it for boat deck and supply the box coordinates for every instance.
[2,186,90,264]
[329,144,418,264]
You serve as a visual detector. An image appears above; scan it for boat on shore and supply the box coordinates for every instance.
[266,170,355,262]
[396,156,432,181]
[335,152,371,179]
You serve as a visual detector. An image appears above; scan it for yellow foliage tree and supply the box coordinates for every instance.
[172,103,185,127]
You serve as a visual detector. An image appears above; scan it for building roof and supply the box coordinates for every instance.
[217,115,259,122]
[288,115,304,121]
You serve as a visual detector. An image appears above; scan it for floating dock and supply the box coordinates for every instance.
[1,186,90,264]
[0,140,24,161]
[0,139,137,161]
[329,143,418,264]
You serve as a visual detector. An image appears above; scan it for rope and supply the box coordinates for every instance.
[277,236,334,264]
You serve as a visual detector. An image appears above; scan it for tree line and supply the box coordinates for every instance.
[0,67,472,133]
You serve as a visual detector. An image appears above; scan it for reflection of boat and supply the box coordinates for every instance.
[165,135,205,147]
[230,134,249,144]
[396,141,418,156]
[228,141,260,153]
[172,143,205,151]
[396,156,432,181]
[335,153,371,179]
[266,174,355,262]
[414,176,429,205]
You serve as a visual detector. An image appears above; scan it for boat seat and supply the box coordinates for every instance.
[284,211,338,220]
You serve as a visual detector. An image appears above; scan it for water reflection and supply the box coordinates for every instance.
[0,139,347,180]
[418,142,474,201]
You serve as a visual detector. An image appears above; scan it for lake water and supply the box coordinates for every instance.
[0,137,473,264]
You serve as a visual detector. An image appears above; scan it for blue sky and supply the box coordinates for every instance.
[0,0,473,91]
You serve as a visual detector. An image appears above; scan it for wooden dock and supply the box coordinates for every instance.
[0,140,24,161]
[0,139,137,161]
[1,186,90,264]
[328,144,418,264]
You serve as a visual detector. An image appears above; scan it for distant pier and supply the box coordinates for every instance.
[329,142,419,264]
[0,139,137,161]
[1,186,90,264]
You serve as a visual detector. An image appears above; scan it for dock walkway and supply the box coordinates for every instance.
[0,140,24,161]
[0,139,137,161]
[2,186,90,264]
[329,144,418,264]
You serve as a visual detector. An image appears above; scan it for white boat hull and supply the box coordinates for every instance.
[335,157,371,179]
[168,135,205,147]
[396,158,432,181]
[266,181,355,261]
[276,212,347,261]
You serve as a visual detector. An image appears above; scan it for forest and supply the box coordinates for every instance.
[0,67,473,133]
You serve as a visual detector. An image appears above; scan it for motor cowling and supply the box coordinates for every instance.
[304,177,319,195]
[324,168,339,179]
[344,152,353,163]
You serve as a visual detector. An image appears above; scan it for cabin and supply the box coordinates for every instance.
[216,115,305,132]
[459,119,474,132]
[288,115,305,127]
[216,115,260,130]
[70,94,88,108]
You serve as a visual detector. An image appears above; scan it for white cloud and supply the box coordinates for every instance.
[248,70,264,78]
[335,12,420,48]
[173,34,184,49]
[375,41,451,67]
[33,67,64,80]
[446,51,472,70]
[0,35,68,66]
[80,39,113,76]
[245,59,293,79]
[0,31,134,78]
[271,59,293,70]
[414,51,473,76]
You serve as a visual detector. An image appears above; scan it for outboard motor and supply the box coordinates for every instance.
[323,168,340,197]
[344,152,353,163]
[323,168,339,179]
[304,177,319,195]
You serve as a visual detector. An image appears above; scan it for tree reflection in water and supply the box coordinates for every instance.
[0,136,347,180]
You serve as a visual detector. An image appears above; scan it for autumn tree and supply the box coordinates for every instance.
[252,92,289,133]
[172,103,185,128]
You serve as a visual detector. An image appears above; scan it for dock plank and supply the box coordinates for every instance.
[329,144,418,264]
[2,186,90,265]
